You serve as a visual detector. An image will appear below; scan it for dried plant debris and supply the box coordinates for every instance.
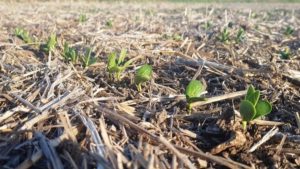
[0,1,300,169]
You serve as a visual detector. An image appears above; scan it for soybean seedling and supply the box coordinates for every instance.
[203,21,212,31]
[107,49,133,81]
[14,28,32,43]
[62,42,78,64]
[185,80,205,113]
[135,64,153,92]
[280,47,291,60]
[172,34,182,41]
[106,20,113,28]
[284,26,294,36]
[235,28,245,43]
[239,85,272,130]
[81,48,96,68]
[42,34,57,54]
[218,27,230,43]
[79,13,88,23]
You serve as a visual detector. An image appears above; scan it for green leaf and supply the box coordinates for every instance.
[185,80,204,103]
[79,14,88,23]
[63,42,78,63]
[245,85,255,99]
[14,28,32,43]
[254,100,272,119]
[82,48,96,67]
[135,64,153,85]
[43,34,57,53]
[280,48,291,60]
[239,100,256,122]
[236,28,245,43]
[63,43,70,58]
[48,34,57,51]
[117,48,127,65]
[246,91,260,106]
[108,52,117,73]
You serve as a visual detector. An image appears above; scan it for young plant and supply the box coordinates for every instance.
[107,49,133,81]
[280,47,291,60]
[173,34,182,41]
[14,28,32,43]
[106,20,113,28]
[62,42,78,64]
[81,48,96,68]
[203,21,212,31]
[42,34,57,54]
[135,64,153,92]
[239,85,272,130]
[218,27,230,43]
[284,26,294,36]
[235,28,245,43]
[79,13,88,23]
[185,80,205,113]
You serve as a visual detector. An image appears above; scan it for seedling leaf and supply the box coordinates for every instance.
[42,34,57,53]
[79,13,88,23]
[14,28,32,43]
[246,91,260,106]
[254,100,272,119]
[239,100,256,122]
[107,49,133,81]
[236,28,245,43]
[108,52,117,72]
[135,64,153,92]
[239,85,272,130]
[280,47,291,60]
[284,26,294,36]
[82,48,96,68]
[185,80,204,103]
[118,48,127,65]
[63,42,78,63]
[135,64,152,84]
[245,85,255,98]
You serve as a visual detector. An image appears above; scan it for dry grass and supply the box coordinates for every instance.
[0,1,300,169]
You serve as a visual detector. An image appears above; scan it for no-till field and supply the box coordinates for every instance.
[0,2,300,169]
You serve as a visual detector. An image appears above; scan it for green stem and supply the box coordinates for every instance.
[187,104,192,114]
[116,72,121,81]
[137,83,142,92]
[242,121,247,131]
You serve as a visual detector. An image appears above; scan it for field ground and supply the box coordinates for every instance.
[0,1,300,169]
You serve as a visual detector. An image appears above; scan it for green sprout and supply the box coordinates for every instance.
[284,26,294,36]
[79,13,88,23]
[135,64,153,92]
[185,80,205,113]
[203,21,212,30]
[173,34,182,41]
[42,34,57,54]
[81,48,96,68]
[235,28,245,43]
[107,49,133,81]
[14,28,32,43]
[251,12,257,19]
[239,85,272,130]
[62,42,78,64]
[218,27,230,43]
[280,47,291,60]
[106,20,113,28]
[162,33,181,41]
